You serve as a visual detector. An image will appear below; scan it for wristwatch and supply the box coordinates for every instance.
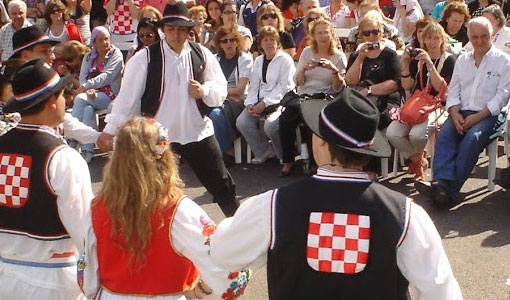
[366,86,372,96]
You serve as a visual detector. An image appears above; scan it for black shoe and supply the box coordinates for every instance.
[431,180,454,208]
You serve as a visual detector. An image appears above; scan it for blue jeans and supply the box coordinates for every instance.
[209,107,232,153]
[433,110,497,198]
[72,91,111,152]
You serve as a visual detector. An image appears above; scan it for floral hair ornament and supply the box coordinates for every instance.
[152,120,169,159]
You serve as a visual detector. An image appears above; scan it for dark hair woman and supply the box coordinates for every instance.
[126,18,161,61]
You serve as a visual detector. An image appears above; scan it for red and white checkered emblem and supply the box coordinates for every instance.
[0,154,31,208]
[307,212,370,274]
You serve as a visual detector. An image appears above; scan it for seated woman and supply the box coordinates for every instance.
[189,5,208,44]
[209,27,253,164]
[126,18,161,61]
[219,0,253,52]
[255,5,296,58]
[440,2,470,46]
[204,0,222,49]
[345,15,401,131]
[387,22,456,180]
[409,16,434,49]
[83,117,251,299]
[294,8,328,61]
[236,26,296,164]
[392,0,424,44]
[464,5,510,55]
[57,40,89,107]
[44,0,83,45]
[62,0,91,44]
[279,19,347,177]
[72,26,123,163]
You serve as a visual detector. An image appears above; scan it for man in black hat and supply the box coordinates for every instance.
[10,26,59,65]
[209,88,462,299]
[0,59,92,299]
[96,2,239,217]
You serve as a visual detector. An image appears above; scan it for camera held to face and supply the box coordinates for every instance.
[409,47,419,58]
[367,42,380,50]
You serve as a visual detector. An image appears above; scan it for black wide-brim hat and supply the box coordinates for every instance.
[161,2,198,27]
[10,26,59,59]
[302,88,391,158]
[3,59,72,113]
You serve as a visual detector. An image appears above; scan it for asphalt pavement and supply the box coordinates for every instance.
[89,142,510,300]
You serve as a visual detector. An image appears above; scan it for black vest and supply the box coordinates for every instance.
[267,177,410,300]
[0,126,69,240]
[140,41,207,118]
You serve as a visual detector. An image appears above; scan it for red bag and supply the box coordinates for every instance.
[400,66,447,125]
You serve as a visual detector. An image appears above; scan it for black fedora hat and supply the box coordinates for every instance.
[161,2,198,27]
[3,59,72,113]
[10,26,59,59]
[302,88,391,158]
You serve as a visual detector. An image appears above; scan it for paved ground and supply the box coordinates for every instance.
[89,143,510,300]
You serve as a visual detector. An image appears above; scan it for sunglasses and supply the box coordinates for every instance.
[220,37,237,44]
[223,10,236,15]
[307,16,320,23]
[361,29,380,37]
[261,13,278,20]
[139,33,155,39]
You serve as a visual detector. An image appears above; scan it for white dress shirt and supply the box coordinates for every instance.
[84,197,247,299]
[464,26,510,56]
[245,50,296,107]
[446,46,510,116]
[210,168,463,300]
[0,124,92,298]
[104,41,228,144]
[62,113,100,144]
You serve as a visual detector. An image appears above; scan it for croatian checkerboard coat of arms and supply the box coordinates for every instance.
[0,154,31,208]
[307,212,370,274]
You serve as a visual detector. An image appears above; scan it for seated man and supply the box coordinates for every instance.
[416,17,510,206]
[210,88,462,299]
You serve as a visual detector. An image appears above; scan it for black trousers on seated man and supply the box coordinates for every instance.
[171,135,239,217]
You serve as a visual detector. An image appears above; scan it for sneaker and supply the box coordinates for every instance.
[83,151,94,164]
[252,147,275,164]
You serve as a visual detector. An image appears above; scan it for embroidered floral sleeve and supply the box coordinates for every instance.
[222,270,253,300]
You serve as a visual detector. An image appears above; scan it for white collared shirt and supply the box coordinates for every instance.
[210,168,463,300]
[464,26,510,56]
[104,41,227,144]
[245,50,296,107]
[446,46,510,116]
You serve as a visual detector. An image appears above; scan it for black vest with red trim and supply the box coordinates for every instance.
[0,125,68,240]
[267,174,410,300]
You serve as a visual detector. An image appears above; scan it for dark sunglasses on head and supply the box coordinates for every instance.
[307,16,320,23]
[361,29,380,37]
[261,13,278,20]
[220,37,237,44]
[139,32,155,39]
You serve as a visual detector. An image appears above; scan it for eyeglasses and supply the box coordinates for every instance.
[220,37,237,44]
[361,29,380,37]
[223,10,236,15]
[139,32,155,39]
[261,13,278,20]
[307,16,320,23]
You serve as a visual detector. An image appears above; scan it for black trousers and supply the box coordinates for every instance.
[279,107,313,163]
[171,136,239,217]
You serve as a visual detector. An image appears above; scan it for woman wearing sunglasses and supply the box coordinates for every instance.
[294,8,328,61]
[44,0,83,45]
[255,5,296,58]
[219,1,252,52]
[387,22,455,180]
[208,27,253,165]
[126,18,161,61]
[279,19,347,177]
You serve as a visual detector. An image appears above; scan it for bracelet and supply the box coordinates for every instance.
[401,73,411,78]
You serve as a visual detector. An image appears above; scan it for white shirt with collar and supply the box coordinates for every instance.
[0,124,92,295]
[209,168,463,300]
[245,50,296,107]
[104,40,227,144]
[446,46,510,116]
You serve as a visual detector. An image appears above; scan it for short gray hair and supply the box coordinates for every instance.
[467,16,493,37]
[8,0,27,13]
[482,4,505,29]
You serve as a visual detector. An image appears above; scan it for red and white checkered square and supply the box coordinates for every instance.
[110,0,142,35]
[0,154,31,208]
[307,212,370,274]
